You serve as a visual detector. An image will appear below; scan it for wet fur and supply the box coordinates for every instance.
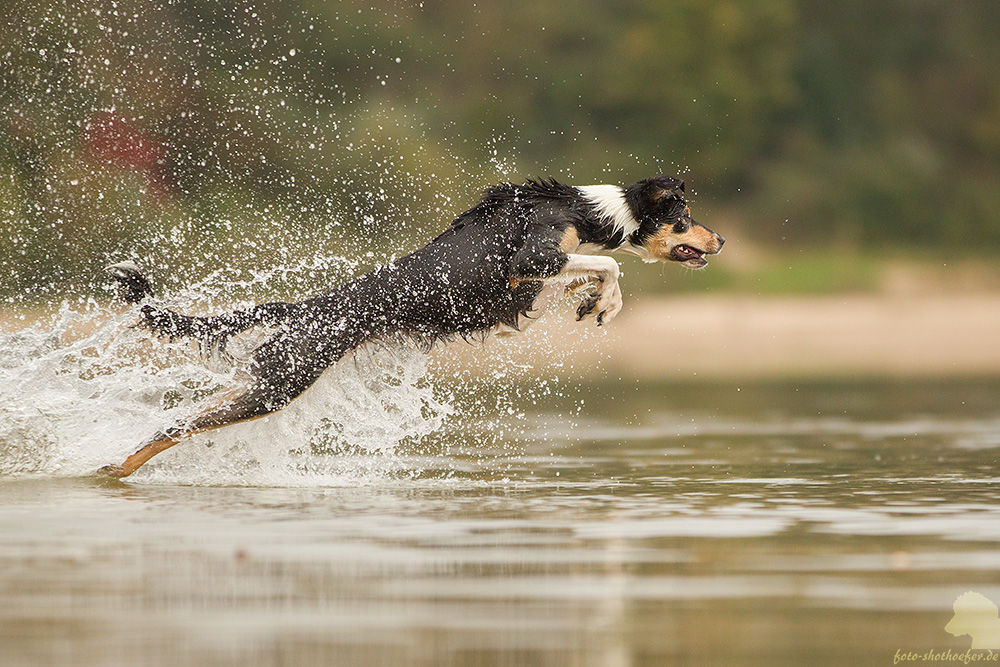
[102,176,723,477]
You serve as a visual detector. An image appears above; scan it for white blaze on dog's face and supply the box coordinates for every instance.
[620,176,725,269]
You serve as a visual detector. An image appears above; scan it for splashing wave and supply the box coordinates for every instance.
[0,298,451,485]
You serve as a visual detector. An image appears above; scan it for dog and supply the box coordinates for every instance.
[945,592,1000,649]
[101,175,724,477]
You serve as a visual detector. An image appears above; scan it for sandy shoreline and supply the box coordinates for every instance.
[5,292,999,380]
[428,293,1000,380]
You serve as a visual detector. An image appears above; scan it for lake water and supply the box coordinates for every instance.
[4,353,1000,665]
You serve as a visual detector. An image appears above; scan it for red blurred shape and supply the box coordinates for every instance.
[86,111,171,200]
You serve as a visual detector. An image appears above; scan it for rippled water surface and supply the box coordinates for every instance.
[4,363,1000,665]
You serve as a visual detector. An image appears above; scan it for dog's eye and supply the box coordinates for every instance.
[673,221,690,234]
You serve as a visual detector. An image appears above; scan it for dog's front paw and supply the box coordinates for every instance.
[576,280,623,326]
[576,292,600,321]
[595,280,623,326]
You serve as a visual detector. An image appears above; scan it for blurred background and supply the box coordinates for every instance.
[2,0,1000,375]
[5,7,1000,664]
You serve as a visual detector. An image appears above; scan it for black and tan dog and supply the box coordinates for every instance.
[102,175,724,477]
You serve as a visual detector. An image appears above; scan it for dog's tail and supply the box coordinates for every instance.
[105,261,296,352]
[105,261,154,304]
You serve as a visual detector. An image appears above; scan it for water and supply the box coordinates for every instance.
[9,3,998,663]
[0,301,451,482]
[3,309,1000,666]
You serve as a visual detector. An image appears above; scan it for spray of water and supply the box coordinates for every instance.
[0,2,599,485]
[0,289,452,485]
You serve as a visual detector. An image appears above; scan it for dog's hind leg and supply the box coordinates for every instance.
[98,369,322,479]
[98,322,357,479]
[98,384,281,478]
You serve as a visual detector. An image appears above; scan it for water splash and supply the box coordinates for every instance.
[0,295,450,485]
[0,0,604,488]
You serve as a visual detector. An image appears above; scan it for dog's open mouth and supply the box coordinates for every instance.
[671,244,708,269]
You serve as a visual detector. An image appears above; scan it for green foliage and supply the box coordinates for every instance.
[1,0,999,299]
[623,250,882,296]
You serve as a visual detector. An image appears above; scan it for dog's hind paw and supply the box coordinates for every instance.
[96,464,128,479]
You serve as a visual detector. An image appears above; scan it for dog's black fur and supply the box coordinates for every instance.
[102,175,723,477]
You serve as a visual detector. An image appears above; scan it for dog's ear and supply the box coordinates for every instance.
[625,176,686,221]
[648,177,684,203]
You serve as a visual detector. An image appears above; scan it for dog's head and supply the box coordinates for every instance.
[622,176,724,269]
[946,592,1000,645]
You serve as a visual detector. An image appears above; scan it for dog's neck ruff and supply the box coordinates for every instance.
[577,184,640,242]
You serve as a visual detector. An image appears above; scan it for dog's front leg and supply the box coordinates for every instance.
[553,255,623,326]
[509,234,623,326]
[576,277,622,326]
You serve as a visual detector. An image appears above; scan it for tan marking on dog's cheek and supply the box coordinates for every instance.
[642,227,681,260]
[639,224,721,261]
[559,227,580,254]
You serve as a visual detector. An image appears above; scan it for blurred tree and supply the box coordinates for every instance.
[1,0,999,299]
[756,0,1000,245]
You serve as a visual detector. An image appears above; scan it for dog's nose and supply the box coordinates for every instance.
[715,233,725,248]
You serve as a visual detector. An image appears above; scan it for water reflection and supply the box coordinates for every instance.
[2,379,1000,665]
